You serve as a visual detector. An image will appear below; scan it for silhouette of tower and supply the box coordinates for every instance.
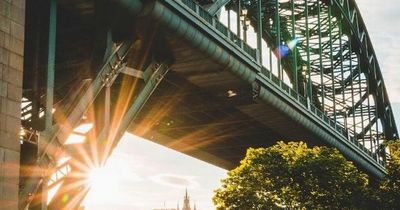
[182,189,191,210]
[154,189,197,210]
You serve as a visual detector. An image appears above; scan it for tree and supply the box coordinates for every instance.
[378,140,400,209]
[213,141,369,210]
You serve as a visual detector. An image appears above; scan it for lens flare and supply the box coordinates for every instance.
[278,44,290,58]
[287,37,300,49]
[275,38,300,58]
[85,166,120,202]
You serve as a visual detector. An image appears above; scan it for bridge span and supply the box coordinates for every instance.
[0,0,398,209]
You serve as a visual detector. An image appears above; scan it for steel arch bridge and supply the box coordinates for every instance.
[18,0,398,209]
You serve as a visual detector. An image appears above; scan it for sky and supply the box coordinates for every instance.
[356,0,400,131]
[82,1,400,209]
[82,133,227,210]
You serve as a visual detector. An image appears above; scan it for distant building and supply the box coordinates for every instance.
[181,189,196,210]
[154,189,197,210]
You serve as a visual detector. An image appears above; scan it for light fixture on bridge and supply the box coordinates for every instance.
[302,66,308,76]
[240,8,250,42]
[227,90,238,98]
[241,8,248,17]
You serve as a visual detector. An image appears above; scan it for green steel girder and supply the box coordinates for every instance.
[223,0,398,158]
[45,0,57,131]
[347,91,369,117]
[357,117,378,140]
[206,0,232,15]
[39,40,133,161]
[121,0,389,177]
[19,40,134,210]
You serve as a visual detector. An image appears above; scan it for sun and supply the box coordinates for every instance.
[88,167,109,187]
[86,166,120,202]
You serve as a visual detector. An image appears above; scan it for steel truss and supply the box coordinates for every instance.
[213,0,398,162]
[20,41,170,209]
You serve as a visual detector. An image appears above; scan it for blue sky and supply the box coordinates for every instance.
[83,1,400,209]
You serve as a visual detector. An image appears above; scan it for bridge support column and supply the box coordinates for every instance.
[45,0,57,131]
[0,0,25,209]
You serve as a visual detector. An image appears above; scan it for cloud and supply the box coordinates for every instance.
[150,174,199,189]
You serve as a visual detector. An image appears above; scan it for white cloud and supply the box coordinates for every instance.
[150,173,200,189]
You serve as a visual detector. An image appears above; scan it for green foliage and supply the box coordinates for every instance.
[378,140,400,209]
[213,141,369,210]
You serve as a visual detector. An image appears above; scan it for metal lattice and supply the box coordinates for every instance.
[214,0,398,162]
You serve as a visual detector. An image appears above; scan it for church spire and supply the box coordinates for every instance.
[193,202,197,210]
[182,188,191,210]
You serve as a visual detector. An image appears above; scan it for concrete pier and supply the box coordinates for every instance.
[0,0,25,209]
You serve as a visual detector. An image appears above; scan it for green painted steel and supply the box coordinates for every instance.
[19,1,58,208]
[253,74,385,178]
[19,41,134,210]
[45,0,57,131]
[238,0,397,159]
[40,40,133,161]
[47,62,170,210]
[122,0,393,177]
[175,0,399,164]
[207,0,231,15]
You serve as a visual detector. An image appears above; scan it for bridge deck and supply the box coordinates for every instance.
[130,25,325,170]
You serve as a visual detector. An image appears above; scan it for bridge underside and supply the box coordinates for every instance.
[130,27,321,169]
[22,0,324,172]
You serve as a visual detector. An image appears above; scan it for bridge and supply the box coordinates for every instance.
[0,0,398,209]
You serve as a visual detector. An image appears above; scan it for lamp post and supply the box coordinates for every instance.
[240,9,250,42]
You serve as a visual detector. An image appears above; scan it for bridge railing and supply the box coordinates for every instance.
[178,0,383,164]
[264,56,382,163]
[182,0,258,60]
